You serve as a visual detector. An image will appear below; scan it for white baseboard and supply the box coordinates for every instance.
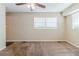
[6,40,66,42]
[0,46,6,51]
[66,40,79,48]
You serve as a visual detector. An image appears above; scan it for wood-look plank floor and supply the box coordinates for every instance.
[0,41,79,56]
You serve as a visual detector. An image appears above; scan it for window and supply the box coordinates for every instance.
[72,12,79,29]
[34,17,57,29]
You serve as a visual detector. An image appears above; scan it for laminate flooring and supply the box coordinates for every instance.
[0,41,79,56]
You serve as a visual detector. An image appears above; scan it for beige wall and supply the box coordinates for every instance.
[66,13,79,48]
[6,12,65,41]
[0,4,6,50]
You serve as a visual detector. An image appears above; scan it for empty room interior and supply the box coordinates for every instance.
[0,3,79,56]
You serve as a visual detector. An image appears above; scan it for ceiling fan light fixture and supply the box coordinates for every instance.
[27,3,36,9]
[31,3,36,9]
[16,3,46,11]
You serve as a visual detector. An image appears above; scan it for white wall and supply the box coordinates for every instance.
[66,13,79,48]
[6,12,65,41]
[63,3,79,48]
[0,4,6,50]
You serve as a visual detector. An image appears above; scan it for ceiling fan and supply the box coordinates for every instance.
[16,3,46,11]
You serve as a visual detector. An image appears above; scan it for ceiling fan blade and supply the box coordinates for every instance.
[16,3,26,5]
[35,3,46,8]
